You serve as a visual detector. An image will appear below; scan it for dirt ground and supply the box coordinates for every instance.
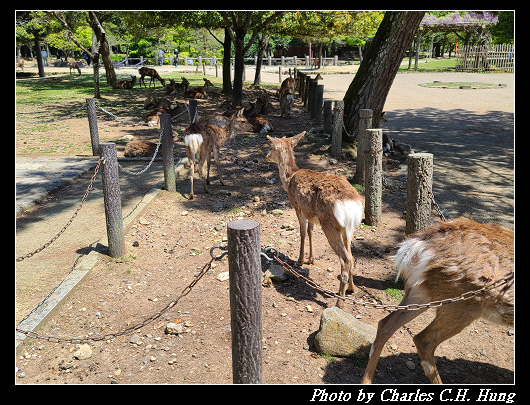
[15,89,514,383]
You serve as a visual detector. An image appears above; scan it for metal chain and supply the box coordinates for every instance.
[264,248,514,312]
[419,169,448,222]
[16,255,216,344]
[16,158,103,262]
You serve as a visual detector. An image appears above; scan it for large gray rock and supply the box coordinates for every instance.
[314,307,377,358]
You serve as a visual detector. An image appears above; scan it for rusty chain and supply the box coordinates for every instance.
[264,248,514,312]
[16,255,216,344]
[16,158,104,262]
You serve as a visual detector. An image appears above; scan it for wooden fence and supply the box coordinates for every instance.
[455,44,514,73]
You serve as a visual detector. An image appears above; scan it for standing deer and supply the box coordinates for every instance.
[138,66,165,88]
[184,108,253,199]
[280,91,294,118]
[361,217,514,384]
[266,132,363,308]
[68,61,81,75]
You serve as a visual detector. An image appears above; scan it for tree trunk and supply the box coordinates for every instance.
[222,27,232,95]
[34,36,45,77]
[253,33,271,86]
[232,34,246,107]
[342,11,425,142]
[89,11,116,86]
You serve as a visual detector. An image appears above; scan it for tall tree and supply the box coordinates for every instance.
[220,11,285,106]
[343,11,425,141]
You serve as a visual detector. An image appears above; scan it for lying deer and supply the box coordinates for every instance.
[183,108,253,199]
[184,78,213,99]
[266,132,363,307]
[361,217,514,384]
[138,66,165,88]
[144,102,187,127]
[112,75,136,89]
[143,94,173,110]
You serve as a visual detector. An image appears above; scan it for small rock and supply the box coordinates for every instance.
[405,360,416,371]
[129,334,142,345]
[132,241,139,247]
[217,272,229,282]
[150,356,157,362]
[212,201,224,211]
[480,349,487,356]
[180,211,189,216]
[139,218,150,225]
[60,361,74,370]
[271,209,284,216]
[214,224,224,231]
[95,311,102,319]
[328,158,338,165]
[253,196,261,202]
[507,329,515,336]
[165,322,183,335]
[73,344,92,360]
[306,305,314,313]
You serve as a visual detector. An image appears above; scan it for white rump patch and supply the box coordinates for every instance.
[333,199,363,238]
[259,124,271,133]
[393,238,434,287]
[184,134,203,156]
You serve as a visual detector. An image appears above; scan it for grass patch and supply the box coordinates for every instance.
[398,58,456,73]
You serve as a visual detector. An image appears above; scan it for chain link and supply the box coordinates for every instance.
[265,248,514,312]
[16,255,215,344]
[16,158,103,262]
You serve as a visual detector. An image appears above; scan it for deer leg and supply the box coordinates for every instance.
[206,151,212,185]
[187,148,195,200]
[295,209,307,265]
[413,303,481,384]
[321,222,352,309]
[213,146,225,186]
[307,222,315,264]
[197,151,210,194]
[342,230,355,292]
[361,296,428,383]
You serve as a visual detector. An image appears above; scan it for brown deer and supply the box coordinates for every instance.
[183,108,253,199]
[266,132,363,308]
[280,91,294,118]
[138,66,165,88]
[68,61,81,75]
[277,77,295,100]
[144,102,187,127]
[361,217,514,384]
[184,78,213,99]
[112,75,136,89]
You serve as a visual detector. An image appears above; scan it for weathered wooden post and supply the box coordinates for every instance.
[86,98,99,156]
[304,76,312,108]
[330,100,344,158]
[298,72,306,100]
[323,100,333,133]
[364,129,383,227]
[160,114,176,192]
[99,143,125,258]
[406,153,434,235]
[353,109,373,186]
[188,99,198,123]
[278,66,282,84]
[315,84,324,125]
[227,219,262,384]
[308,80,317,117]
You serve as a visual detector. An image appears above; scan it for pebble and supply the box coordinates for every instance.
[405,360,416,371]
[73,344,92,360]
[166,322,184,335]
[306,305,314,313]
[216,272,229,282]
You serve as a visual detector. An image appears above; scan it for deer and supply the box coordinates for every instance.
[138,66,165,88]
[144,102,187,127]
[277,77,295,100]
[112,75,136,89]
[361,217,514,384]
[183,108,253,199]
[280,90,294,118]
[184,78,213,99]
[266,132,363,308]
[68,61,81,75]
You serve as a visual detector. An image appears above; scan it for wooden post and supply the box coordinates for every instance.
[188,99,198,123]
[323,100,333,133]
[99,143,125,258]
[406,153,434,235]
[227,219,262,384]
[304,76,312,108]
[315,84,324,125]
[308,80,317,116]
[278,66,282,84]
[330,100,344,158]
[298,72,306,100]
[160,114,176,192]
[86,98,99,156]
[353,109,373,186]
[364,129,383,227]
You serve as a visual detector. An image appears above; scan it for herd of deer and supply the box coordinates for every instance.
[117,67,513,384]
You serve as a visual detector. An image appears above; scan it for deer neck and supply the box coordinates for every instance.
[277,149,299,191]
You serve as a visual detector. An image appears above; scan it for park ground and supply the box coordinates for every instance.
[15,60,514,384]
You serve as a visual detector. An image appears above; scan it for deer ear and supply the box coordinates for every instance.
[291,131,306,147]
[266,135,276,144]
